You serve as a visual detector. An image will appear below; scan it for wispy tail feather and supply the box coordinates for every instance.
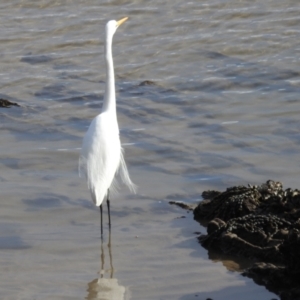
[119,149,137,193]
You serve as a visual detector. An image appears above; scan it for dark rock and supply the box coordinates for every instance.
[194,180,300,300]
[195,184,261,221]
[138,80,156,86]
[169,201,194,211]
[0,98,20,108]
[244,262,300,300]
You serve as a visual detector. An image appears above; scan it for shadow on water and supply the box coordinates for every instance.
[179,50,300,94]
[0,223,30,250]
[0,235,30,250]
[86,229,128,300]
[21,53,54,65]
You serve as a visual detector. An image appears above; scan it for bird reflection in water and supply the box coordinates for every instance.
[86,231,128,300]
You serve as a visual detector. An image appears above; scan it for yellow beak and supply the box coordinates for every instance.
[116,17,128,27]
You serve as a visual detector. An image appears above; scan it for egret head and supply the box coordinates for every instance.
[106,17,128,38]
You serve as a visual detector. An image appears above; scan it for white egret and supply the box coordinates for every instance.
[79,17,136,235]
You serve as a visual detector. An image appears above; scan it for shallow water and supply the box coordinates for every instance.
[1,0,300,299]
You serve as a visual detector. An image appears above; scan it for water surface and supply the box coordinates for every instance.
[1,0,300,299]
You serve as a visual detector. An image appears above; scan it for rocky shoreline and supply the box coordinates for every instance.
[171,180,300,300]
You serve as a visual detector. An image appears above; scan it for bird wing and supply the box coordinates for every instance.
[79,113,136,205]
[79,114,121,205]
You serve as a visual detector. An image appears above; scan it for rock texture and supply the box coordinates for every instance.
[0,98,20,108]
[194,180,300,300]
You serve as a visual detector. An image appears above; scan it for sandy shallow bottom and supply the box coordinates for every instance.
[0,209,278,300]
[0,180,278,300]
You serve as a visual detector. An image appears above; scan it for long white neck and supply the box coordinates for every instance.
[102,34,116,114]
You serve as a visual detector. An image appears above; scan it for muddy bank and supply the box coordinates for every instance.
[189,180,300,300]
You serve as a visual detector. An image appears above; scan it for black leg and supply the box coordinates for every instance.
[107,190,111,229]
[100,234,104,277]
[108,224,114,278]
[100,204,103,237]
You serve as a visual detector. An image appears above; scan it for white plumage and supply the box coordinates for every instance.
[79,17,135,219]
